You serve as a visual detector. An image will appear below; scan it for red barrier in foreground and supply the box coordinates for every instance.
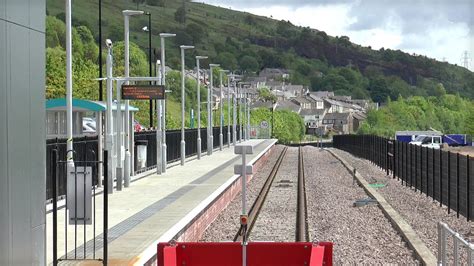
[157,242,333,266]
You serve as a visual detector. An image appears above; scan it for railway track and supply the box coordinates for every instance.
[234,146,309,242]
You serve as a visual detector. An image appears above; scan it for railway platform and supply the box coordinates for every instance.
[46,139,277,265]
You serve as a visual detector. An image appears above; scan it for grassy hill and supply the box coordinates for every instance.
[46,0,474,102]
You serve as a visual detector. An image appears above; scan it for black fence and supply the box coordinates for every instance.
[333,135,473,221]
[46,126,242,200]
[46,136,99,201]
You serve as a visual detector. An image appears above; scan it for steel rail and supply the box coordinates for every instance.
[296,146,309,242]
[234,147,288,242]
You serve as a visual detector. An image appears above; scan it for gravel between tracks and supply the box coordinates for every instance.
[201,145,285,242]
[249,147,299,241]
[304,146,418,264]
[332,148,473,262]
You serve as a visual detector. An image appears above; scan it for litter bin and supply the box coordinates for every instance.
[136,140,148,170]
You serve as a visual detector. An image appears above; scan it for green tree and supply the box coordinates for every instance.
[239,55,259,73]
[175,6,186,24]
[216,52,238,71]
[257,87,277,102]
[146,0,165,6]
[185,23,206,44]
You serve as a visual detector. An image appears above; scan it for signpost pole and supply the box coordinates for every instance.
[227,74,231,147]
[219,71,223,151]
[156,60,162,174]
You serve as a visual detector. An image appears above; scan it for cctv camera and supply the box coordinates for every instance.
[105,39,113,48]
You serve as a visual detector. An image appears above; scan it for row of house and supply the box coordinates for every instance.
[186,67,371,135]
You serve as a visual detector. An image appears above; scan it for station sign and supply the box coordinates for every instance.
[121,85,165,100]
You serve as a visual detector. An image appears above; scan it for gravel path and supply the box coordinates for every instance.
[332,148,472,263]
[304,146,418,264]
[249,147,299,241]
[201,145,285,242]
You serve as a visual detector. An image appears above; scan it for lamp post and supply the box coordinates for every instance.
[98,0,103,102]
[219,69,229,151]
[180,45,194,166]
[233,83,237,146]
[196,56,208,159]
[143,12,152,128]
[227,74,231,147]
[247,88,251,140]
[123,9,144,188]
[105,39,114,192]
[239,84,243,142]
[208,64,220,155]
[156,59,162,174]
[159,33,176,173]
[66,0,74,174]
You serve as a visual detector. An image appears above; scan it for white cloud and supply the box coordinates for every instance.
[197,1,473,70]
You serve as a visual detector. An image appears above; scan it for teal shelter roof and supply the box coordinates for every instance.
[46,98,139,112]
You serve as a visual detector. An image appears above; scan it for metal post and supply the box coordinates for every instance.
[123,10,144,187]
[180,45,194,165]
[66,0,75,173]
[457,152,460,218]
[147,13,153,128]
[156,60,162,174]
[448,151,451,213]
[468,155,471,221]
[208,68,213,155]
[103,150,108,264]
[196,56,207,159]
[440,150,443,206]
[160,33,176,172]
[227,74,231,147]
[97,111,103,187]
[98,0,103,102]
[52,149,58,266]
[437,222,442,264]
[233,83,237,146]
[208,64,220,154]
[116,80,123,191]
[239,86,243,142]
[105,40,114,193]
[219,71,223,150]
[243,86,246,141]
[246,91,250,140]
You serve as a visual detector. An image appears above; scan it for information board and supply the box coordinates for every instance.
[121,85,165,100]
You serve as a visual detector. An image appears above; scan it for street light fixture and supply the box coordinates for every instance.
[180,45,195,166]
[105,39,114,192]
[208,63,220,155]
[196,56,208,159]
[227,74,231,148]
[159,33,176,173]
[143,12,153,128]
[219,69,229,151]
[122,9,144,188]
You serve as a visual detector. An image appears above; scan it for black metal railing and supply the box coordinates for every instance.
[46,126,242,200]
[333,134,473,221]
[46,136,99,200]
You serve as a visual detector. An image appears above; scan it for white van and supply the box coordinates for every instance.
[410,135,442,149]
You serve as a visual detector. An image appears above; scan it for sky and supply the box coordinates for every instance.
[196,0,474,70]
